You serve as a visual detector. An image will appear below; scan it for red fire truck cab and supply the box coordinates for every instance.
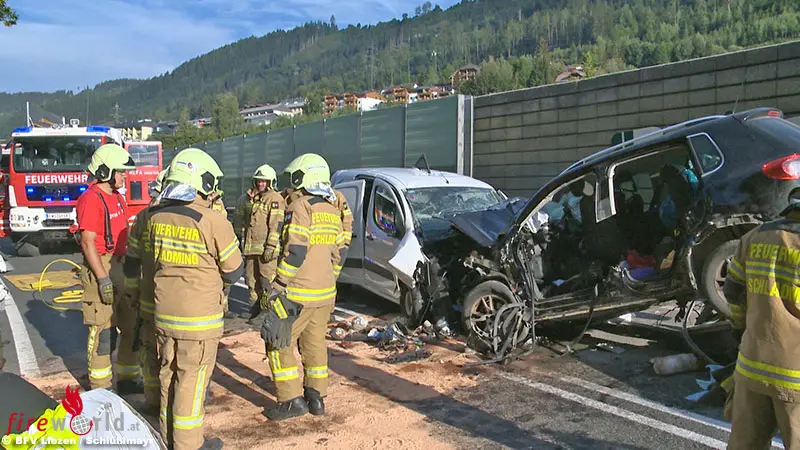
[6,125,162,256]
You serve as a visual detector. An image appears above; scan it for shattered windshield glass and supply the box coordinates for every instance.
[13,136,103,173]
[405,186,504,236]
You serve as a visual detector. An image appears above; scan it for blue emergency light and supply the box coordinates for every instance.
[86,126,110,133]
[62,196,70,201]
[26,187,34,194]
[79,186,88,192]
[44,197,53,202]
[13,126,32,133]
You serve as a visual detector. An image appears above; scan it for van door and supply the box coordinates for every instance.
[364,179,406,302]
[334,180,365,287]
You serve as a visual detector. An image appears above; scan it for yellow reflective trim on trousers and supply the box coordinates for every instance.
[219,239,239,262]
[87,326,97,363]
[125,277,138,289]
[736,352,800,390]
[304,365,328,379]
[89,365,112,380]
[173,414,204,430]
[728,258,745,282]
[117,364,141,374]
[286,286,336,302]
[287,224,310,237]
[193,365,208,417]
[721,375,734,391]
[155,313,224,332]
[140,300,155,315]
[140,352,159,387]
[153,236,208,253]
[273,366,299,381]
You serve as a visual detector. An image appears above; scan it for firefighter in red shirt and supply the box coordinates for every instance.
[75,143,141,393]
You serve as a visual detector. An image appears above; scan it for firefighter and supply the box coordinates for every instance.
[724,190,800,450]
[236,169,271,302]
[239,164,285,318]
[141,148,243,450]
[278,166,352,279]
[125,168,169,415]
[256,153,342,421]
[75,143,141,393]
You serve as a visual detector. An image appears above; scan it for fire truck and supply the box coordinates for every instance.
[5,123,162,256]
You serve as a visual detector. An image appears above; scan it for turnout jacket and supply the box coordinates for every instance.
[243,189,285,258]
[725,214,800,402]
[274,192,343,308]
[125,196,244,340]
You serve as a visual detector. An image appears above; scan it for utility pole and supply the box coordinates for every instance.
[113,103,121,124]
[431,50,438,82]
[85,88,90,125]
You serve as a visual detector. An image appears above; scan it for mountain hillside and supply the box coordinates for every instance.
[1,0,799,135]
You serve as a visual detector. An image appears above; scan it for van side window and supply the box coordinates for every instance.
[688,133,723,174]
[373,185,401,236]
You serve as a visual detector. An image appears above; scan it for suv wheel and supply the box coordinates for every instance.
[462,280,514,349]
[700,240,739,320]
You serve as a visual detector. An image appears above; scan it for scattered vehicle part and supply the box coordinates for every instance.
[652,353,701,375]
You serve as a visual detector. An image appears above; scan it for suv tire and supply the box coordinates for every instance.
[700,240,739,320]
[462,280,514,350]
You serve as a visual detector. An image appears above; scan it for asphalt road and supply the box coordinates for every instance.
[0,247,786,449]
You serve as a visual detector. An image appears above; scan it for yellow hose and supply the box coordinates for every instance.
[37,259,83,312]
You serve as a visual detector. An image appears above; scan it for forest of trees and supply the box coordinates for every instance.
[1,0,799,138]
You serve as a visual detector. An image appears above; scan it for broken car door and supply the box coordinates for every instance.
[334,179,366,287]
[364,179,406,301]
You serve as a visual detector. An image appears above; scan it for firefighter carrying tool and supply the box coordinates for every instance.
[723,189,800,450]
[126,168,169,415]
[135,147,243,450]
[75,143,142,393]
[257,153,343,422]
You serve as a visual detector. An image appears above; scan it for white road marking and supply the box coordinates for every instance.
[561,376,785,449]
[0,278,40,377]
[500,373,728,449]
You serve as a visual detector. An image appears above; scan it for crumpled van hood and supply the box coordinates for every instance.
[447,197,528,248]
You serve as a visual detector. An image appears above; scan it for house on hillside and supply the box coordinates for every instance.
[450,64,480,86]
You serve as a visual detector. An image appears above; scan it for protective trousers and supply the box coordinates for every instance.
[245,256,264,303]
[139,319,160,408]
[268,304,334,402]
[80,255,125,389]
[158,335,218,450]
[112,256,141,383]
[728,383,800,450]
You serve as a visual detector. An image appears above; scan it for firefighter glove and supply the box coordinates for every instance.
[260,289,303,349]
[98,276,115,305]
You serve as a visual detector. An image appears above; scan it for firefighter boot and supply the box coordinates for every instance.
[304,387,325,416]
[117,379,144,396]
[200,437,223,450]
[264,397,309,421]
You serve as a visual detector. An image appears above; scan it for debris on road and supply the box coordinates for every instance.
[651,353,701,376]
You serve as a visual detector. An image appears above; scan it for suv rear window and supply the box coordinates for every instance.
[745,116,800,154]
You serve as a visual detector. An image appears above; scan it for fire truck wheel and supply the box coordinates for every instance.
[14,241,40,257]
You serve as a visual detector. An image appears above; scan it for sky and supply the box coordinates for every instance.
[0,0,460,94]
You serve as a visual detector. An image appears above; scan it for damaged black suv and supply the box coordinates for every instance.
[411,107,800,359]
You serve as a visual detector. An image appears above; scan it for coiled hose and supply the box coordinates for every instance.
[36,259,83,312]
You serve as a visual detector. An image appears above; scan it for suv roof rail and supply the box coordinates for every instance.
[562,114,727,174]
[733,107,783,122]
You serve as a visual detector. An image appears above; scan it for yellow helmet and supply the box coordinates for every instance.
[282,153,330,190]
[166,148,223,196]
[148,168,169,198]
[87,144,135,182]
[253,164,276,181]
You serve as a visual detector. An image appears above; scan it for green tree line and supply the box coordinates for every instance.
[1,0,799,136]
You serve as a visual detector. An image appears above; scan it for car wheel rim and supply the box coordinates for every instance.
[714,256,732,299]
[470,294,508,340]
[402,290,414,317]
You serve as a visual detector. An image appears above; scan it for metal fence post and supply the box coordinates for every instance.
[357,112,363,166]
[401,103,408,167]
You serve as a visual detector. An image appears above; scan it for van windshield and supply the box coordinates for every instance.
[406,186,503,237]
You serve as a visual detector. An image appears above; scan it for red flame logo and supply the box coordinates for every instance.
[61,386,83,416]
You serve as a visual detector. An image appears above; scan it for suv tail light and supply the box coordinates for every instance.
[762,154,800,180]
